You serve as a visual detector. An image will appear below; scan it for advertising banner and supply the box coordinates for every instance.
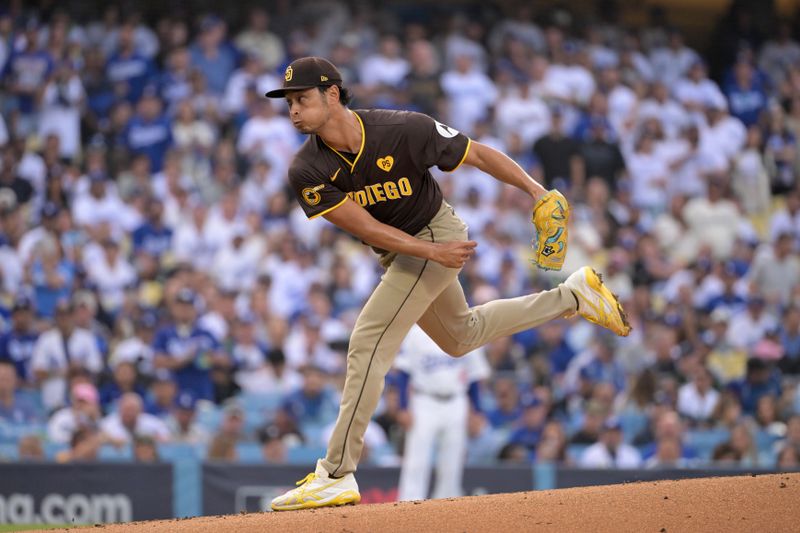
[0,463,173,525]
[202,464,533,514]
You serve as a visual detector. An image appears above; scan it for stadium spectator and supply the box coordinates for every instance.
[507,394,548,458]
[0,360,41,424]
[650,29,698,88]
[677,366,720,425]
[3,19,54,138]
[165,391,209,445]
[100,392,171,444]
[230,314,276,393]
[579,418,642,468]
[729,357,782,416]
[105,21,156,104]
[55,427,102,463]
[152,288,222,401]
[769,115,798,199]
[123,90,173,172]
[748,232,800,306]
[111,310,158,376]
[281,364,340,431]
[440,53,498,135]
[535,420,569,464]
[711,442,741,464]
[218,400,247,440]
[47,382,102,444]
[644,437,689,468]
[569,400,607,445]
[724,59,767,127]
[38,61,84,160]
[402,39,443,117]
[86,238,136,315]
[158,48,193,112]
[725,421,761,466]
[259,424,288,464]
[571,335,627,393]
[32,300,103,410]
[639,410,696,462]
[132,198,173,259]
[486,376,522,430]
[17,434,44,461]
[533,107,584,190]
[99,361,146,412]
[144,370,178,418]
[775,414,800,455]
[207,433,237,461]
[189,16,236,97]
[234,7,284,73]
[0,295,39,385]
[778,306,800,375]
[776,445,799,468]
[71,171,136,234]
[132,434,159,462]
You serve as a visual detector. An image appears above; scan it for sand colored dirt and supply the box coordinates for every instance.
[39,473,800,532]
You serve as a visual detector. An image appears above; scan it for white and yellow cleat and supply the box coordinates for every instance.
[270,460,361,511]
[564,266,632,337]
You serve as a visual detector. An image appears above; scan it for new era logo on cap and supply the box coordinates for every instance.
[266,57,343,98]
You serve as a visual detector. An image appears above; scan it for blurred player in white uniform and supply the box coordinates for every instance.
[396,325,491,501]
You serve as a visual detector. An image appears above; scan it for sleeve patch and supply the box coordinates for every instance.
[434,120,459,138]
[301,184,325,206]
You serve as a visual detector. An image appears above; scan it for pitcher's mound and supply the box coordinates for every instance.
[53,473,800,532]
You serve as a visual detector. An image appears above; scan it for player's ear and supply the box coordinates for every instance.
[327,85,340,105]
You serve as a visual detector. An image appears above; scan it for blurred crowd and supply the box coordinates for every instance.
[1,0,800,471]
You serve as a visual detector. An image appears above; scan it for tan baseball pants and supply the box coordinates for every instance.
[322,201,577,477]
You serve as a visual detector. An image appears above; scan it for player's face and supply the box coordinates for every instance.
[285,88,330,134]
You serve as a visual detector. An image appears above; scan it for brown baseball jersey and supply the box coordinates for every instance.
[288,109,471,236]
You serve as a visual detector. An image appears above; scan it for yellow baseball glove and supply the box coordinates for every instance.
[531,190,570,271]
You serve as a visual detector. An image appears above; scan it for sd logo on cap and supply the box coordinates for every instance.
[266,57,343,98]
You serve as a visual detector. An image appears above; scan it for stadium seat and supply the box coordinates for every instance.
[235,442,264,463]
[238,392,284,434]
[158,442,203,463]
[195,404,223,433]
[0,423,45,444]
[685,429,730,460]
[618,410,649,443]
[567,444,589,463]
[43,442,68,460]
[0,443,19,460]
[237,391,284,412]
[754,430,780,455]
[286,445,327,465]
[98,443,133,461]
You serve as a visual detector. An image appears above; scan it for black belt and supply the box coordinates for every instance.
[413,388,456,402]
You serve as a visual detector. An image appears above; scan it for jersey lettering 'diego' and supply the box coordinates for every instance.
[346,178,412,207]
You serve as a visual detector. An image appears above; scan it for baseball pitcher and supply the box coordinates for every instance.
[265,57,630,511]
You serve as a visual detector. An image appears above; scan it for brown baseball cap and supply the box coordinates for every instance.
[265,57,343,98]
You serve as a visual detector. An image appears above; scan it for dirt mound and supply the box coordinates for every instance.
[42,473,800,532]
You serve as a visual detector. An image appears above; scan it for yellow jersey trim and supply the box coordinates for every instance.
[309,197,348,219]
[447,138,472,172]
[322,111,366,174]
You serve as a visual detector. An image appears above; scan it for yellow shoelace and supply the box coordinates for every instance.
[296,472,317,487]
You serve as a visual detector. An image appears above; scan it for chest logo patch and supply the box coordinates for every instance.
[301,184,325,206]
[376,155,394,172]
